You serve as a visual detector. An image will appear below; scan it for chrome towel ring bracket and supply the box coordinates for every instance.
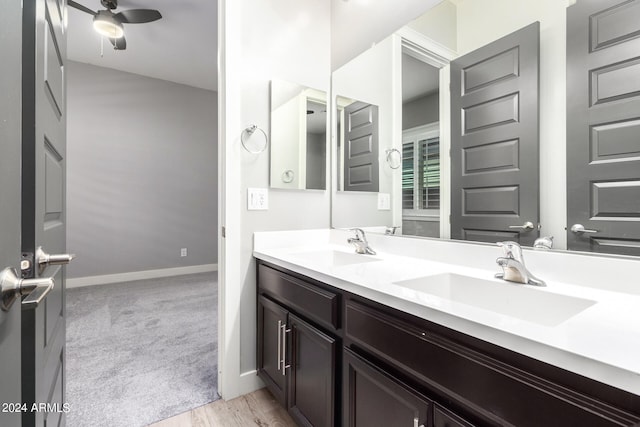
[241,125,268,154]
[282,170,294,183]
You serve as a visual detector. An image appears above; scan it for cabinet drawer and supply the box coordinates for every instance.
[258,263,339,331]
[345,299,640,427]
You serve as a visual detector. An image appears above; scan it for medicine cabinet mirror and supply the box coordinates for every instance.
[270,80,327,190]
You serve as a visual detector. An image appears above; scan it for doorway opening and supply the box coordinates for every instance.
[64,15,219,427]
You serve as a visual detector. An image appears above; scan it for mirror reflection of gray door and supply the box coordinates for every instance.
[22,0,67,425]
[450,22,540,245]
[343,102,379,192]
[0,0,24,425]
[567,0,640,256]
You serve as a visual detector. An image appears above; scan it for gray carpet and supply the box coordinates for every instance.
[66,272,219,427]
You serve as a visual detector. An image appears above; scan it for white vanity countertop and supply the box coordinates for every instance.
[253,229,640,396]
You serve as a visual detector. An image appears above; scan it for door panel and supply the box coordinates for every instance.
[22,0,67,425]
[257,296,288,405]
[0,0,24,424]
[343,102,380,192]
[567,0,640,255]
[450,22,540,245]
[288,314,335,427]
[343,348,431,427]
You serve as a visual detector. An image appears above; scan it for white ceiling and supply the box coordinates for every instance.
[402,53,440,102]
[67,0,218,91]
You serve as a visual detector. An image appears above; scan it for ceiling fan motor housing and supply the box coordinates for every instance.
[100,0,118,10]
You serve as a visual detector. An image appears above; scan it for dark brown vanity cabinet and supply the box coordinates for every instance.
[257,263,339,427]
[257,260,640,427]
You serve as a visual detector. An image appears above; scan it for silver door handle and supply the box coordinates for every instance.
[509,221,535,231]
[1,265,59,312]
[570,224,598,234]
[281,322,291,376]
[277,320,282,371]
[413,417,425,427]
[35,246,75,274]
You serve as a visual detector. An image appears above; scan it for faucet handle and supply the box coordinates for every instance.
[496,241,523,261]
[350,228,366,241]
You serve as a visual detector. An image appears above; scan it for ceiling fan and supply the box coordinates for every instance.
[68,0,162,50]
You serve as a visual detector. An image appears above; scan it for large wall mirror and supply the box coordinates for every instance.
[271,80,327,190]
[330,0,640,257]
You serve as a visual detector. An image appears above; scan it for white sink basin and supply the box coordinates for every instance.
[393,273,596,327]
[289,250,381,267]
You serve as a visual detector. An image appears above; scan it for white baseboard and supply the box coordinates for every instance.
[66,264,218,288]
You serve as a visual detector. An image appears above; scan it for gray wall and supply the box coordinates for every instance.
[403,91,439,130]
[402,219,440,238]
[66,61,218,279]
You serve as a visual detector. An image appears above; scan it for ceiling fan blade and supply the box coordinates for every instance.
[108,35,127,50]
[68,0,97,16]
[114,9,162,24]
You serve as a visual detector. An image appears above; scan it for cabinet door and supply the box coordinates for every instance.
[257,295,288,405]
[343,348,431,427]
[288,314,336,427]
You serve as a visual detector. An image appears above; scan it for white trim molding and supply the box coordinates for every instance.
[396,26,457,67]
[66,264,218,288]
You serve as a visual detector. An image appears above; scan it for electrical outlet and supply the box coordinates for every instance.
[247,188,269,210]
[180,248,187,257]
[377,193,391,210]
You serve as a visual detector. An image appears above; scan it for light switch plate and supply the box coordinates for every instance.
[377,193,391,210]
[248,188,269,210]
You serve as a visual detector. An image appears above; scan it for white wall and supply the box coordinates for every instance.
[332,35,400,229]
[66,62,218,281]
[456,0,570,248]
[219,0,331,399]
[406,0,457,51]
[331,0,444,70]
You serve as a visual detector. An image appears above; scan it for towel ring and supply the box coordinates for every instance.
[241,125,268,154]
[385,148,402,169]
[282,170,295,183]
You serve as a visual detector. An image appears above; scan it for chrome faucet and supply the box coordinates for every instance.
[385,226,400,235]
[347,228,376,255]
[495,241,545,287]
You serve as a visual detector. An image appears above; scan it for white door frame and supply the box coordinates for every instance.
[397,27,457,239]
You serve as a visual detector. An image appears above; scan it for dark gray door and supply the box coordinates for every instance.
[450,22,540,245]
[343,102,379,192]
[0,1,25,425]
[567,0,640,255]
[22,0,68,425]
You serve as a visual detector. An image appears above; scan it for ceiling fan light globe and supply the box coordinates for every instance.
[93,14,124,38]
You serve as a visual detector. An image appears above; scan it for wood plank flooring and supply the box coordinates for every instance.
[148,388,297,427]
